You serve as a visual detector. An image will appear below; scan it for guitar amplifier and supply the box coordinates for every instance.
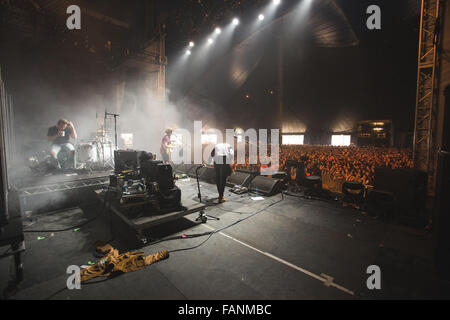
[114,150,139,174]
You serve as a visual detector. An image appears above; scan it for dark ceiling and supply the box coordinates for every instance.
[0,0,421,145]
[163,0,420,136]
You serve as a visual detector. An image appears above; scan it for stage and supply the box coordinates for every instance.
[1,178,449,300]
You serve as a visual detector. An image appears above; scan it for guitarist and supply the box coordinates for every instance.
[160,129,174,163]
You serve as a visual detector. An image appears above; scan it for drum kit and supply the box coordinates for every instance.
[28,127,116,175]
[75,128,115,170]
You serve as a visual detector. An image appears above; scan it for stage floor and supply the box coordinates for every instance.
[1,178,449,300]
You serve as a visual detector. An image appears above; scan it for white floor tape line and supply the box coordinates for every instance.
[202,224,355,296]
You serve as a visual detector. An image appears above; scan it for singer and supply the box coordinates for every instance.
[210,143,234,203]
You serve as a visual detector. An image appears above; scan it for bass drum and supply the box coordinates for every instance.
[93,141,114,166]
[76,143,98,164]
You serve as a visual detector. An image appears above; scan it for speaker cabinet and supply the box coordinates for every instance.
[374,168,428,224]
[249,176,282,196]
[433,152,450,275]
[175,164,195,174]
[114,150,138,174]
[171,163,182,173]
[367,190,395,219]
[157,164,175,193]
[200,167,216,184]
[226,171,253,187]
[158,186,182,211]
[188,165,204,178]
[433,86,450,276]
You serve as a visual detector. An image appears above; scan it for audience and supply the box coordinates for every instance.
[231,145,413,186]
[280,146,413,186]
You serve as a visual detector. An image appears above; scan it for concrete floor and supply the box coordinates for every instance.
[1,178,449,300]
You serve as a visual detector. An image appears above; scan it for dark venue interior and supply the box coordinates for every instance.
[0,0,450,302]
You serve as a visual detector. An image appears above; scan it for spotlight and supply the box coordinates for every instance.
[189,41,195,47]
[258,14,265,21]
[232,18,240,26]
[273,0,281,5]
[186,50,191,55]
[215,27,222,35]
[208,38,214,45]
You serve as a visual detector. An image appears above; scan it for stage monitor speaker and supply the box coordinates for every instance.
[236,166,260,175]
[200,167,216,184]
[249,176,282,196]
[188,165,203,178]
[374,168,428,224]
[176,164,195,174]
[226,171,253,187]
[171,163,182,173]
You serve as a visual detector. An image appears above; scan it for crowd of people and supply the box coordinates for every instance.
[230,145,414,187]
[279,146,413,186]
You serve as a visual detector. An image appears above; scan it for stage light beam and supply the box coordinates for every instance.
[215,27,222,35]
[189,41,195,47]
[232,18,240,26]
[258,14,265,21]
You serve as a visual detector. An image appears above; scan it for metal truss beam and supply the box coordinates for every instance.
[20,178,109,197]
[414,0,444,194]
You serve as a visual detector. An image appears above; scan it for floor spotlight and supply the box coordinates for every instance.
[232,18,240,26]
[258,14,265,21]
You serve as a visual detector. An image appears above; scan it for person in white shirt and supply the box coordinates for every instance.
[210,143,234,203]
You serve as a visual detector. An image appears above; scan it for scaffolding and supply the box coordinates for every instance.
[414,0,444,194]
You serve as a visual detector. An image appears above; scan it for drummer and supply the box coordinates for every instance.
[47,119,78,169]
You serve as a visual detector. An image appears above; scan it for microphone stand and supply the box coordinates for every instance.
[103,110,120,170]
[195,163,220,222]
[105,111,120,150]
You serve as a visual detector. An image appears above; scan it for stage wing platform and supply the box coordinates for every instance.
[17,170,112,193]
[16,170,112,213]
